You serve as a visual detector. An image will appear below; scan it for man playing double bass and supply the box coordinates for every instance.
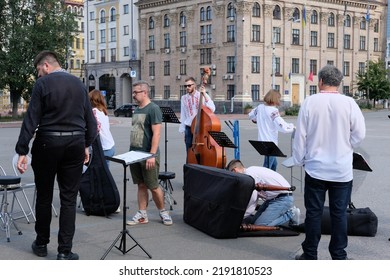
[179,76,216,162]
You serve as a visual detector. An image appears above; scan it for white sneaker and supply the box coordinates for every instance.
[159,210,173,226]
[127,210,148,226]
[290,206,301,225]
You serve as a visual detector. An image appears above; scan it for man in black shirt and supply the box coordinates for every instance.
[15,51,97,260]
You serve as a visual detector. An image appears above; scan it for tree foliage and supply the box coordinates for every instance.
[0,0,77,117]
[355,59,390,106]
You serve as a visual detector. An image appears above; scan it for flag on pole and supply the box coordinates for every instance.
[308,72,314,82]
[366,4,370,21]
[302,5,307,28]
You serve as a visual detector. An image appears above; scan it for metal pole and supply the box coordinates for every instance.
[272,29,276,89]
[367,0,370,103]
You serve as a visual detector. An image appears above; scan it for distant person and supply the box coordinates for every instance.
[248,89,294,171]
[293,65,366,260]
[179,76,215,161]
[15,50,97,260]
[226,159,300,226]
[127,80,173,226]
[88,89,116,164]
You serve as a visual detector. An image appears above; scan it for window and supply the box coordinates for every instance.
[164,33,170,48]
[206,6,212,20]
[203,24,212,44]
[292,29,300,45]
[274,85,280,93]
[180,85,186,97]
[309,85,317,95]
[180,59,187,75]
[360,18,366,30]
[100,49,106,63]
[343,86,350,95]
[310,59,317,75]
[164,86,170,99]
[90,31,95,40]
[200,7,205,21]
[110,8,116,22]
[227,84,235,100]
[251,56,260,73]
[124,25,129,35]
[344,34,351,49]
[76,59,80,69]
[110,48,116,62]
[252,25,260,42]
[180,12,186,27]
[227,25,235,42]
[164,61,170,76]
[327,60,334,65]
[311,10,318,24]
[150,86,155,99]
[275,57,280,74]
[100,10,105,23]
[100,29,106,43]
[110,27,116,42]
[124,46,129,56]
[180,31,187,47]
[200,26,206,44]
[292,8,300,21]
[343,61,350,76]
[292,58,299,73]
[227,3,235,19]
[327,33,335,48]
[149,17,154,29]
[149,62,155,76]
[200,48,212,64]
[344,15,351,27]
[251,84,260,101]
[81,22,84,32]
[123,4,129,14]
[374,21,379,32]
[374,38,379,52]
[164,14,170,27]
[227,56,235,73]
[273,27,281,43]
[328,13,335,26]
[76,38,80,49]
[310,31,318,47]
[358,62,365,74]
[90,11,95,20]
[90,50,95,60]
[273,5,281,20]
[359,36,366,50]
[252,2,261,17]
[148,35,155,50]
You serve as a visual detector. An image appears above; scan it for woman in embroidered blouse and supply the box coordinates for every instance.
[179,77,216,162]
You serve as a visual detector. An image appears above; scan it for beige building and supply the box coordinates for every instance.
[136,0,387,112]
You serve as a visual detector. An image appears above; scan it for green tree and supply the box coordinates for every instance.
[355,59,390,108]
[0,0,77,118]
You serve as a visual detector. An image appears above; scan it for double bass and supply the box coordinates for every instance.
[187,67,225,168]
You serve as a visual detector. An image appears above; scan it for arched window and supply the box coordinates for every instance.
[293,8,300,21]
[252,2,261,17]
[110,8,116,22]
[227,2,235,19]
[328,12,335,27]
[100,10,106,23]
[164,14,170,27]
[311,10,318,24]
[206,6,212,20]
[360,17,366,30]
[180,12,186,27]
[344,15,351,27]
[149,17,154,29]
[200,7,205,21]
[73,7,77,14]
[80,7,84,17]
[273,5,281,20]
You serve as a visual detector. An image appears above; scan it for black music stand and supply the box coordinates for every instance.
[249,140,286,168]
[159,106,180,210]
[208,131,237,169]
[353,152,372,172]
[101,151,154,260]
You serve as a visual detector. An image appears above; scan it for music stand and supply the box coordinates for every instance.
[208,131,237,169]
[353,152,372,172]
[101,151,154,260]
[159,106,180,210]
[249,140,286,168]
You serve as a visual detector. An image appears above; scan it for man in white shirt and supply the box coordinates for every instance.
[179,77,215,162]
[292,65,366,260]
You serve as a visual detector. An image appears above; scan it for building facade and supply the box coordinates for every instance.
[136,0,387,112]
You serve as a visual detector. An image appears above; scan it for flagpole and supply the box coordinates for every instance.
[367,0,370,104]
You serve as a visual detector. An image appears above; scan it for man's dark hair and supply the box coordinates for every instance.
[33,51,60,68]
[226,159,244,171]
[318,65,343,87]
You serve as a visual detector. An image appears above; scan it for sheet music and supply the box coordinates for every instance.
[113,151,154,165]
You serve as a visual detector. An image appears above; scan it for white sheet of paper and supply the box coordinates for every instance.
[113,151,154,164]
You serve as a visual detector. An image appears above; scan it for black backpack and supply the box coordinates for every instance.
[79,135,120,216]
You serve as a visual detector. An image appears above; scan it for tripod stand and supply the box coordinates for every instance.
[101,151,154,260]
[159,106,180,210]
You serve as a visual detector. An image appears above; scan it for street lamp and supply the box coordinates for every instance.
[271,18,299,89]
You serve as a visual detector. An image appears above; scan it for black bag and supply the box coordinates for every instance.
[79,136,120,216]
[320,203,378,237]
[183,164,255,239]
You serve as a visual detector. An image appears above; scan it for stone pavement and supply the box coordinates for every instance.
[1,110,390,260]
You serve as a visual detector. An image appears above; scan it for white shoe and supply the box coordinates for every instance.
[290,206,301,225]
[159,210,173,226]
[127,210,148,226]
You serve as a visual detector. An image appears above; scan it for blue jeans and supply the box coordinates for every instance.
[263,156,277,171]
[251,194,294,226]
[184,126,193,163]
[103,146,115,167]
[302,173,352,260]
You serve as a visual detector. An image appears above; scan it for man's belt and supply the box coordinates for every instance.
[37,131,85,136]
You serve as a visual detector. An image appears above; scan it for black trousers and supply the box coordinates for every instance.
[31,135,85,254]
